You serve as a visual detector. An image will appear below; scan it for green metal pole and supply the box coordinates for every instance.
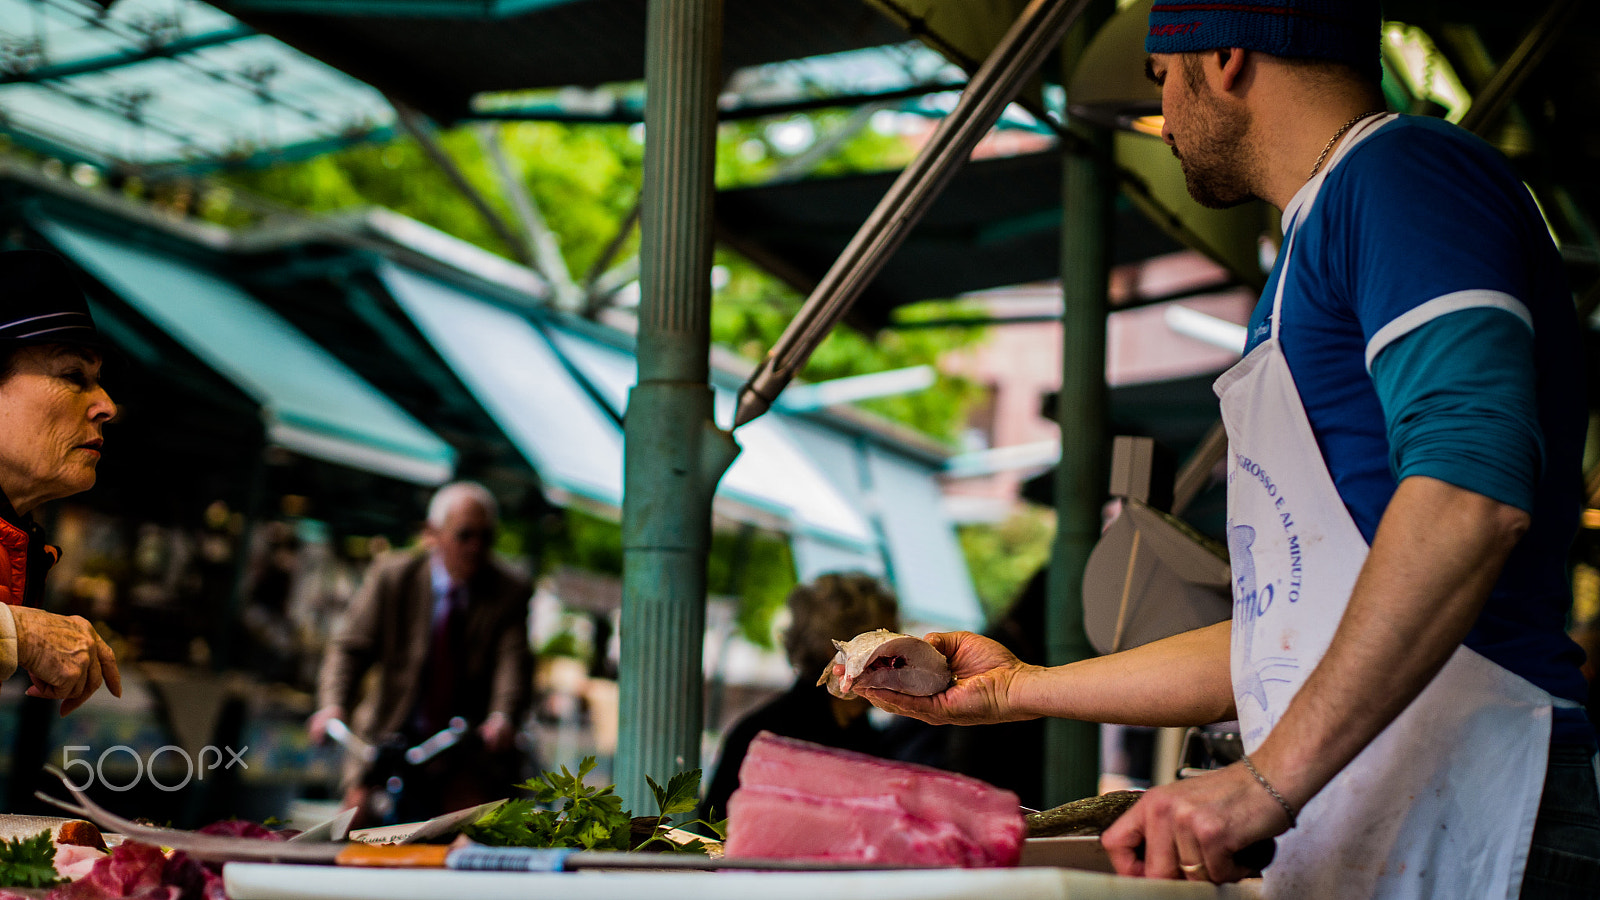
[1044,0,1114,807]
[616,0,738,809]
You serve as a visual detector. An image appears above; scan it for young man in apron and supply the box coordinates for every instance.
[858,2,1599,896]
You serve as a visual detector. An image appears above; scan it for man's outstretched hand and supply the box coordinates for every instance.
[855,631,1039,726]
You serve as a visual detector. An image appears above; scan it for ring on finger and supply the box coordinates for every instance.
[1180,862,1207,876]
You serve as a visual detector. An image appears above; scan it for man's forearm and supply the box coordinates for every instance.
[1248,475,1528,812]
[1012,620,1236,727]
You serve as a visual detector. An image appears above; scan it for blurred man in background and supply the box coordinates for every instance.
[309,481,532,825]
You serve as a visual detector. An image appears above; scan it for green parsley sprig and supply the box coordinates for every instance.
[465,758,630,850]
[0,830,65,889]
[635,770,725,852]
[464,757,726,853]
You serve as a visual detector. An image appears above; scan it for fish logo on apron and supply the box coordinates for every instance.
[1227,521,1296,726]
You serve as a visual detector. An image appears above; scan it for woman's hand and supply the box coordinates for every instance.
[11,607,122,715]
[855,631,1039,726]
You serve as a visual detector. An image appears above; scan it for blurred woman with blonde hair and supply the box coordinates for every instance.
[700,572,897,820]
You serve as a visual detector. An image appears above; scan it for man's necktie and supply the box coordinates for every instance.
[419,582,466,734]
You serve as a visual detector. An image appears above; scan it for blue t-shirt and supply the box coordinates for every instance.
[1245,115,1591,742]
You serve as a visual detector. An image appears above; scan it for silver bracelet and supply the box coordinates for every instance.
[1241,754,1297,828]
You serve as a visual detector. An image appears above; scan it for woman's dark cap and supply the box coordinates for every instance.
[0,250,109,350]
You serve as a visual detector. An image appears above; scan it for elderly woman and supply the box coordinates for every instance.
[0,250,122,714]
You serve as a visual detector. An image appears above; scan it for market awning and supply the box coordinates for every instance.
[544,315,980,630]
[377,259,979,626]
[789,533,884,584]
[542,323,876,549]
[377,262,626,507]
[379,260,877,549]
[864,444,982,630]
[37,217,457,486]
[785,417,982,631]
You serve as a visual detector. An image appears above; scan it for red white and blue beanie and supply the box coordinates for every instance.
[1146,1,1383,82]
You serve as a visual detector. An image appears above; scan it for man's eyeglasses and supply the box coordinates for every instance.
[452,528,495,543]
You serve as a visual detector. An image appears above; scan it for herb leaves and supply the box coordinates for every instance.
[0,830,64,889]
[465,758,631,850]
[463,758,725,853]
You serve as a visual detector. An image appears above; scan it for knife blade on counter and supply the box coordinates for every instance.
[35,765,345,865]
[41,764,1262,876]
[34,766,922,873]
[441,846,922,872]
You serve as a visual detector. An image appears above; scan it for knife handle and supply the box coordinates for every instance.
[336,844,450,868]
[1233,838,1276,874]
[1130,837,1275,875]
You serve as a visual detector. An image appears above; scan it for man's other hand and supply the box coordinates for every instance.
[1102,764,1290,883]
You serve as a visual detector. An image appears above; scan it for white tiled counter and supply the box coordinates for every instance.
[225,863,1265,900]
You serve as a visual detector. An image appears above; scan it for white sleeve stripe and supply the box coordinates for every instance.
[1364,290,1533,372]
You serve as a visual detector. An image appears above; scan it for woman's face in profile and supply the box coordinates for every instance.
[0,344,115,514]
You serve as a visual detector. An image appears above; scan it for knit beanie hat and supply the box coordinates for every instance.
[1145,1,1383,82]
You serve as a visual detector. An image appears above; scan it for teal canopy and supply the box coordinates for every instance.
[39,217,458,486]
[377,260,982,629]
[378,262,626,507]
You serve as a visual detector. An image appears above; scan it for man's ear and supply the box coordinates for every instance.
[1216,47,1249,91]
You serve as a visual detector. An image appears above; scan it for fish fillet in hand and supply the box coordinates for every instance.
[817,629,952,699]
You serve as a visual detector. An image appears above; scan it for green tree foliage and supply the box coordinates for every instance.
[536,508,793,649]
[491,123,645,281]
[705,526,796,648]
[706,115,986,441]
[209,114,992,642]
[959,506,1055,624]
[219,115,984,440]
[532,506,626,577]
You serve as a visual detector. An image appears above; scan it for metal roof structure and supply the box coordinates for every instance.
[1378,0,1600,292]
[6,0,1595,518]
[0,158,984,627]
[212,0,912,121]
[3,1,1596,292]
[0,0,1002,174]
[716,149,1194,331]
[0,0,396,172]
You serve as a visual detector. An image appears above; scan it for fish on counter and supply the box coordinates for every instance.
[724,732,1024,867]
[817,629,953,699]
[1024,791,1144,838]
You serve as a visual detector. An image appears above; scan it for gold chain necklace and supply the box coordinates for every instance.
[1308,110,1387,179]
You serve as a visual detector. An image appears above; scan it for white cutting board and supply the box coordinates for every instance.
[224,862,1263,900]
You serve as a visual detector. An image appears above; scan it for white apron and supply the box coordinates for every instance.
[1215,114,1564,899]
